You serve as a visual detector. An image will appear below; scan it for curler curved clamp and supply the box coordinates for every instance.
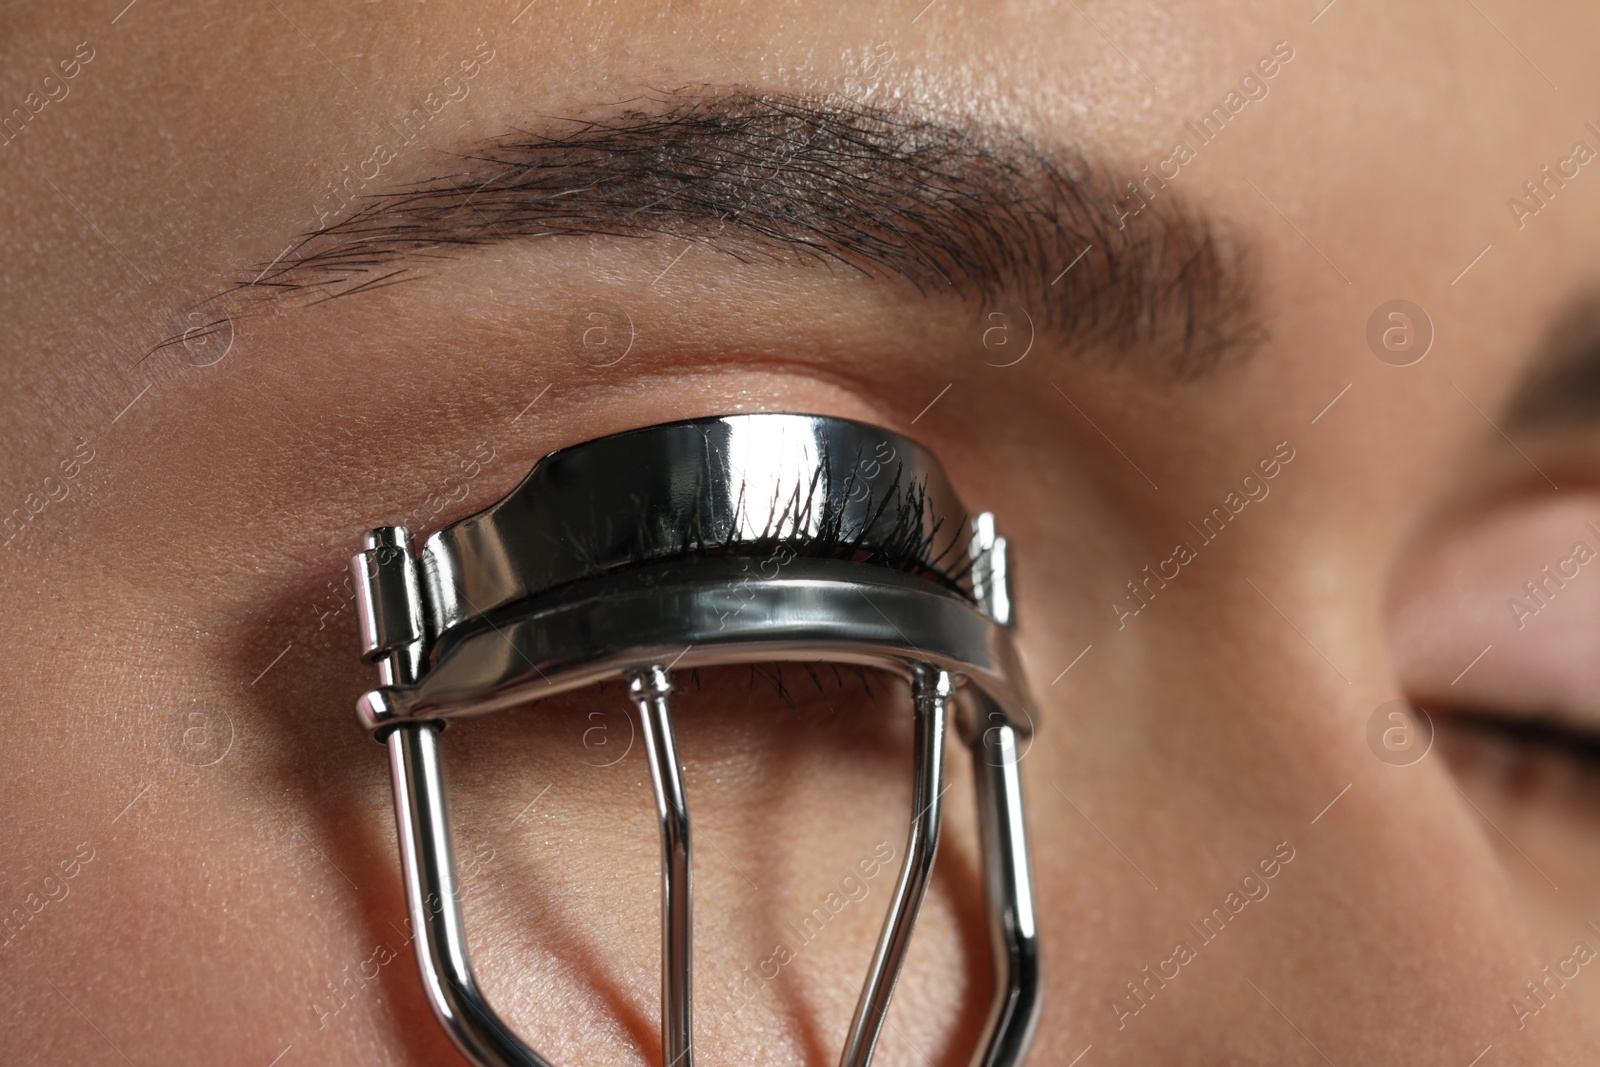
[351,413,1041,1067]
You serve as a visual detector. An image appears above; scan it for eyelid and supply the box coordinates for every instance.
[1388,493,1600,723]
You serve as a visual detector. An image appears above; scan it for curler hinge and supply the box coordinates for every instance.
[353,526,428,693]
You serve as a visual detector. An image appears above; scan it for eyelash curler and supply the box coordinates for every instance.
[349,412,1040,1067]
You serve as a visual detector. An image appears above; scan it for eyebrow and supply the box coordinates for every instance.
[202,90,1261,376]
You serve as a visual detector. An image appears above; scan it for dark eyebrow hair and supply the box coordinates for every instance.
[196,90,1261,376]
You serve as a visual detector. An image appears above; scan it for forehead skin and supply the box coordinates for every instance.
[3,1,1600,1065]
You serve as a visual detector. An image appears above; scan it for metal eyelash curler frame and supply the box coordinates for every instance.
[349,413,1041,1067]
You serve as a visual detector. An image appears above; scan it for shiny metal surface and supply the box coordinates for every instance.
[967,513,1012,628]
[351,413,1042,1067]
[370,528,544,1066]
[389,724,554,1067]
[629,666,695,1067]
[356,557,1034,735]
[352,527,424,661]
[413,413,979,641]
[358,526,427,689]
[839,667,951,1067]
[967,700,1042,1067]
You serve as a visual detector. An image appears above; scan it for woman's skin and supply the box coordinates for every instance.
[5,0,1600,1063]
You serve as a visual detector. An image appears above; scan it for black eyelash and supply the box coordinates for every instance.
[553,442,976,597]
[1443,710,1600,769]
